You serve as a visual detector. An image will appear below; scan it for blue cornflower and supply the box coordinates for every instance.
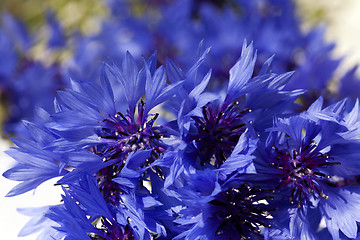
[49,53,183,204]
[2,51,187,239]
[172,41,303,170]
[253,100,360,239]
[172,168,276,240]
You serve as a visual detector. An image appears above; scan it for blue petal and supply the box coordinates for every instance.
[320,186,360,239]
[108,52,145,113]
[224,41,256,105]
[5,177,53,197]
[288,207,316,240]
[164,152,184,189]
[112,177,136,189]
[145,64,184,116]
[69,174,113,221]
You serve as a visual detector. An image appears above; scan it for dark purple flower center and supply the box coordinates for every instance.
[93,101,167,203]
[97,100,165,162]
[270,140,341,207]
[209,184,273,239]
[95,165,125,204]
[190,101,250,168]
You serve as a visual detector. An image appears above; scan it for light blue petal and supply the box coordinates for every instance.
[320,186,360,239]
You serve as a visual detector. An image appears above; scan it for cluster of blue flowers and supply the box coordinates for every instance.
[2,0,360,239]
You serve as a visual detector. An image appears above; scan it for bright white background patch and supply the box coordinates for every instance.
[0,139,63,239]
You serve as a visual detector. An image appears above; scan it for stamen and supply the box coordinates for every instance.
[319,162,341,167]
[313,171,331,178]
[191,102,250,167]
[289,185,296,204]
[304,181,313,193]
[95,101,167,204]
[293,150,297,159]
[216,111,224,124]
[224,101,238,113]
[210,184,274,239]
[202,106,209,122]
[240,107,252,114]
[115,112,128,122]
[297,192,302,208]
[270,139,337,207]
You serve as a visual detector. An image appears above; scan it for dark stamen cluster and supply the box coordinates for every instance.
[95,165,125,204]
[209,184,273,239]
[270,140,341,208]
[98,100,165,162]
[190,101,251,168]
[93,101,167,203]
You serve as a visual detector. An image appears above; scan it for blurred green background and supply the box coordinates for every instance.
[0,0,106,33]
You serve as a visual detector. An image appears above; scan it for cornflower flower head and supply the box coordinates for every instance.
[172,169,276,240]
[253,99,360,239]
[172,41,303,172]
[48,51,184,198]
[189,101,251,167]
[50,52,184,236]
